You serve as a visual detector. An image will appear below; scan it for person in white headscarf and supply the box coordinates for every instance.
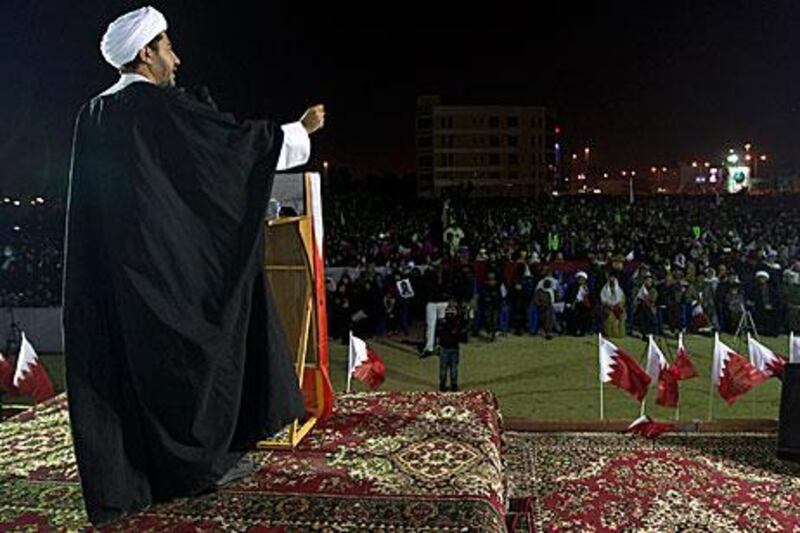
[753,270,779,336]
[64,6,327,526]
[601,273,626,338]
[565,271,593,336]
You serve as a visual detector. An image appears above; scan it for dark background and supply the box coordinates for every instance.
[2,1,799,195]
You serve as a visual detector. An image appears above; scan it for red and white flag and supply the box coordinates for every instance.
[673,333,698,380]
[599,334,651,401]
[712,333,767,405]
[625,415,676,439]
[0,351,17,395]
[747,334,786,379]
[645,335,668,384]
[348,332,386,390]
[645,336,679,408]
[12,332,55,403]
[790,332,800,364]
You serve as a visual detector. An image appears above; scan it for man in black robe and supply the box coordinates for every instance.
[63,6,325,526]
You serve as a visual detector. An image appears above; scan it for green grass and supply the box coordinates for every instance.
[32,333,787,422]
[328,332,785,422]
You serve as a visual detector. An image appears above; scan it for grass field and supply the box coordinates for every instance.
[331,332,786,422]
[30,332,787,422]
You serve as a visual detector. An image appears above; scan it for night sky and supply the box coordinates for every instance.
[2,1,799,195]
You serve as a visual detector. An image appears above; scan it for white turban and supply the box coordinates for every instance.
[100,6,168,69]
[575,271,588,280]
[755,270,770,280]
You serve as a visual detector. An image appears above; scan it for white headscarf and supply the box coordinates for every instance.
[101,6,168,69]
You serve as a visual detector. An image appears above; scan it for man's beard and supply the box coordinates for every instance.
[157,71,176,88]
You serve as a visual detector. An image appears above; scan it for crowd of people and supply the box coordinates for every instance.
[4,193,800,343]
[325,194,800,343]
[0,198,64,307]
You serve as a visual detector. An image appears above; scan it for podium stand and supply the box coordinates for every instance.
[257,172,334,449]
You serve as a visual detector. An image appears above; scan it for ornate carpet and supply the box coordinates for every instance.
[0,391,506,532]
[503,432,800,532]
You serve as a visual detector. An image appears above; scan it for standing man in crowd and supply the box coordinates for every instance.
[479,271,502,341]
[752,270,779,336]
[601,273,626,338]
[635,272,659,338]
[565,271,592,336]
[63,6,325,525]
[436,299,469,391]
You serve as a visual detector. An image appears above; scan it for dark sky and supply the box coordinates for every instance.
[2,1,800,195]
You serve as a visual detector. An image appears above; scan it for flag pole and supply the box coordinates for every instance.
[640,334,651,419]
[707,376,714,422]
[599,333,605,421]
[747,333,757,418]
[708,333,717,422]
[346,330,353,393]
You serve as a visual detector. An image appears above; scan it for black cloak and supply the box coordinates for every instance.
[63,81,305,525]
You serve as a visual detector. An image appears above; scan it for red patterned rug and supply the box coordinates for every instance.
[503,432,800,532]
[0,391,506,531]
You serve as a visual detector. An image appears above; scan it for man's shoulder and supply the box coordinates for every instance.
[86,82,167,116]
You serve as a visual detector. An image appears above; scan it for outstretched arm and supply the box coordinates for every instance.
[276,104,326,171]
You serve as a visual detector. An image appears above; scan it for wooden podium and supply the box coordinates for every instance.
[257,172,334,449]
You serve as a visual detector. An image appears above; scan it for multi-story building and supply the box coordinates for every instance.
[416,95,556,198]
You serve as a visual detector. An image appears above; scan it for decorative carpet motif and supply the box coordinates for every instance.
[504,431,800,532]
[0,391,506,532]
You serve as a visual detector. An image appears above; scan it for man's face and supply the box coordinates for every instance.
[147,32,180,87]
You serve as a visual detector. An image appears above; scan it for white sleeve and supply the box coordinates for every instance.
[276,122,311,171]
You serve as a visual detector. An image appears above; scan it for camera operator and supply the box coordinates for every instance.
[436,299,469,392]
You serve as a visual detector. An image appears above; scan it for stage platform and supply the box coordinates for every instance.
[4,392,799,531]
[504,431,800,531]
[0,390,507,531]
